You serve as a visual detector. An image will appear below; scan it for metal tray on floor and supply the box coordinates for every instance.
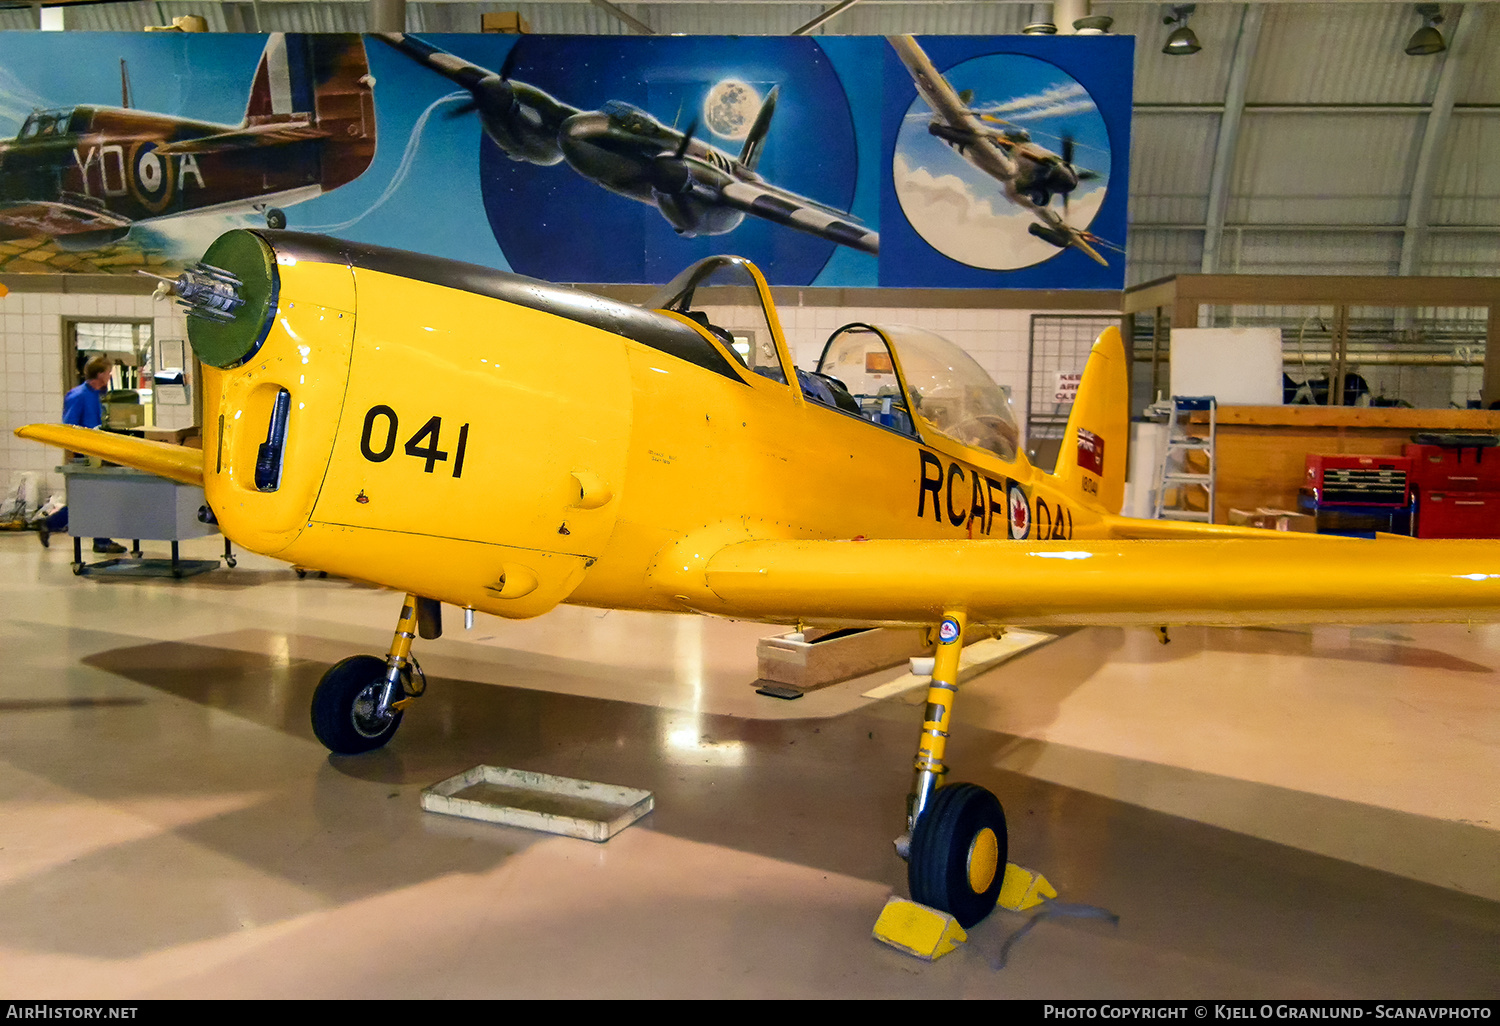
[420,765,653,843]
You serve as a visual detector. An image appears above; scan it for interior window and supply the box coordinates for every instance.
[815,324,918,437]
[649,256,788,384]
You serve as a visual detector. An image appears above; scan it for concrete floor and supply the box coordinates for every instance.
[1,531,1497,999]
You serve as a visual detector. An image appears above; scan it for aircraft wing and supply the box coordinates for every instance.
[0,201,132,238]
[676,536,1500,629]
[373,31,501,93]
[716,180,879,255]
[15,425,203,487]
[155,123,332,155]
[887,34,1017,182]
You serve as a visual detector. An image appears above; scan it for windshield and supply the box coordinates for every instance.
[819,323,1019,461]
[648,256,786,384]
[887,324,1019,461]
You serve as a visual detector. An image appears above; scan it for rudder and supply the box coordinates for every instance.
[1048,325,1129,514]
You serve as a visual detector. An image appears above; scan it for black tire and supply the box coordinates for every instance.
[311,655,403,755]
[265,207,287,230]
[908,782,1008,928]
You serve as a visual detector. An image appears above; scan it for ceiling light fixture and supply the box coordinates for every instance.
[1405,4,1446,56]
[1162,4,1201,56]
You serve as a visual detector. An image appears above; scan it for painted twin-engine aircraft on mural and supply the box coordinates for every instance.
[373,32,878,255]
[19,229,1500,929]
[0,34,374,251]
[888,34,1112,266]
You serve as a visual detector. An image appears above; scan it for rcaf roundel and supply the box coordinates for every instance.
[1007,482,1030,540]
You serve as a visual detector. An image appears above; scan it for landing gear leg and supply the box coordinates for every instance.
[897,609,1008,928]
[310,592,426,754]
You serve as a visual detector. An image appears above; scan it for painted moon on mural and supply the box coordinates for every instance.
[702,79,763,140]
[893,52,1111,271]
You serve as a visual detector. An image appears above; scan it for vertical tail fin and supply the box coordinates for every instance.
[243,34,375,191]
[736,85,779,172]
[1048,325,1129,514]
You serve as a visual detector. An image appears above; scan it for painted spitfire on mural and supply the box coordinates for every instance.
[888,34,1113,268]
[0,34,374,250]
[374,32,878,255]
[19,230,1500,929]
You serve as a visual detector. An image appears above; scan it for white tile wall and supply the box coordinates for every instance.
[1,290,195,505]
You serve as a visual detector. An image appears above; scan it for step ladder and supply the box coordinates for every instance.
[1153,396,1217,522]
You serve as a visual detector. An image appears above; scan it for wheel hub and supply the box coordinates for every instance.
[351,681,396,738]
[967,826,1000,893]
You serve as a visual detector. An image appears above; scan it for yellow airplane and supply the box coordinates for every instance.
[19,229,1500,929]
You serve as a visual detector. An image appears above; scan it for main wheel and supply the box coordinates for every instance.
[311,655,403,755]
[265,207,287,229]
[908,782,1008,928]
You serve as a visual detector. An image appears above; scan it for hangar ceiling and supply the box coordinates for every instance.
[2,0,1494,286]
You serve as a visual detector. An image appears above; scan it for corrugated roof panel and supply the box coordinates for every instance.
[1232,228,1402,276]
[407,3,629,34]
[834,3,1030,36]
[1229,112,1421,225]
[1431,116,1500,227]
[1247,3,1440,106]
[1125,227,1202,287]
[1457,4,1500,105]
[1129,112,1217,225]
[1114,2,1236,106]
[1419,232,1500,276]
[591,3,824,36]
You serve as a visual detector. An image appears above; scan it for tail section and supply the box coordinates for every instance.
[1047,325,1129,514]
[243,34,375,190]
[736,85,779,173]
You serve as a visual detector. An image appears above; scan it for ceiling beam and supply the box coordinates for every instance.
[1200,2,1263,275]
[792,0,865,36]
[589,0,654,34]
[1399,3,1477,277]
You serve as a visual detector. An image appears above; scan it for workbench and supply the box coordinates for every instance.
[61,464,233,578]
[1210,407,1500,524]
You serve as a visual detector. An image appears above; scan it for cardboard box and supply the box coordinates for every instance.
[481,12,531,32]
[1228,507,1317,533]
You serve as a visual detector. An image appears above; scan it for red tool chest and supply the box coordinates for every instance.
[1402,440,1500,539]
[1403,443,1500,491]
[1304,454,1412,507]
[1413,491,1500,539]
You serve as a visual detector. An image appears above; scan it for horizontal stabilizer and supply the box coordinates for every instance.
[15,425,203,487]
[157,123,330,155]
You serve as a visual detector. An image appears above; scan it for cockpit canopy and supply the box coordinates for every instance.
[648,257,1019,463]
[601,100,665,140]
[818,323,1020,462]
[649,255,786,384]
[18,108,79,140]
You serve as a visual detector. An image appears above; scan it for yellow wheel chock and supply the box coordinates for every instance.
[873,863,1060,961]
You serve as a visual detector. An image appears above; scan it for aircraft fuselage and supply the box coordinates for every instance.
[557,112,746,237]
[196,231,1095,625]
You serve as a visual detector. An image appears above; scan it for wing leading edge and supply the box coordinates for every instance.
[16,425,203,487]
[676,536,1500,628]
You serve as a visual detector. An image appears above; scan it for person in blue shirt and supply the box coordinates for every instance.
[40,356,125,553]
